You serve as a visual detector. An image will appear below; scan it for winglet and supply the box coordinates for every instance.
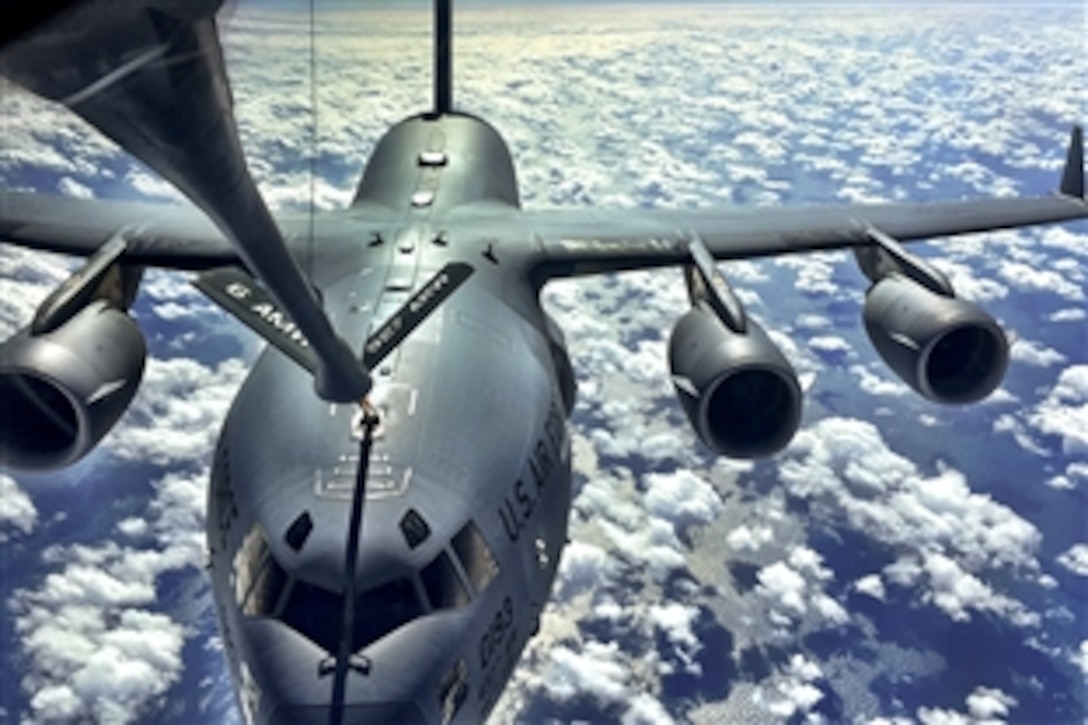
[1060,125,1084,198]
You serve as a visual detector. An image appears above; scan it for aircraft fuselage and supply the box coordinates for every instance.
[205,113,574,723]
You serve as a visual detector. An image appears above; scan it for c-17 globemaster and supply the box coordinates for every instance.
[0,1,1085,723]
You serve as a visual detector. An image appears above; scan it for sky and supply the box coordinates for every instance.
[1,3,1086,723]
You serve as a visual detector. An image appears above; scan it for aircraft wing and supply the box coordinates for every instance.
[0,190,239,269]
[0,190,401,273]
[470,127,1086,280]
[506,192,1088,280]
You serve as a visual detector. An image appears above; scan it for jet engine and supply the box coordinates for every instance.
[862,273,1008,404]
[0,299,146,470]
[668,307,802,459]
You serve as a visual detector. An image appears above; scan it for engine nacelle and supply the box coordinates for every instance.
[863,274,1008,404]
[0,300,146,470]
[668,307,802,459]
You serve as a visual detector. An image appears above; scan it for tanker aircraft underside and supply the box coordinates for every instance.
[0,1,1085,723]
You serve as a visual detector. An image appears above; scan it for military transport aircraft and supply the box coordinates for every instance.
[1,1,1085,723]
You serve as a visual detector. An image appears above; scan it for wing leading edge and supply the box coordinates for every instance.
[490,126,1087,281]
[2,128,1083,279]
[0,191,238,270]
[0,191,398,273]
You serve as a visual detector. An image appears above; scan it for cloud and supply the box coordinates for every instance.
[909,551,1035,625]
[23,609,185,723]
[756,561,808,617]
[780,417,1041,624]
[795,313,832,331]
[103,357,247,466]
[0,474,38,540]
[1055,544,1088,577]
[0,246,71,338]
[7,4,1088,723]
[754,547,849,631]
[931,259,1009,303]
[1039,227,1088,258]
[808,334,855,363]
[965,686,1018,721]
[773,254,845,298]
[917,685,1018,724]
[643,469,724,532]
[997,260,1084,302]
[854,574,886,601]
[1074,641,1088,681]
[57,176,95,199]
[0,79,121,180]
[1048,307,1085,322]
[992,414,1050,457]
[1009,338,1067,368]
[1032,366,1088,455]
[916,708,971,725]
[571,466,723,581]
[543,641,629,702]
[555,540,615,600]
[849,364,910,397]
[12,468,208,723]
[1045,461,1088,491]
[537,639,673,724]
[752,654,825,720]
[726,524,774,553]
[1,242,239,719]
[649,602,702,676]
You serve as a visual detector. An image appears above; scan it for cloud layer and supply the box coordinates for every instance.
[1,3,1085,723]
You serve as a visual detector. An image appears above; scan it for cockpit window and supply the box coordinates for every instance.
[451,521,499,595]
[245,555,288,617]
[279,579,342,651]
[233,525,288,616]
[421,551,469,610]
[234,524,427,653]
[354,577,425,649]
[233,525,266,606]
[278,576,426,654]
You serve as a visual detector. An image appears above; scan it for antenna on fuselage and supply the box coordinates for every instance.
[434,0,452,114]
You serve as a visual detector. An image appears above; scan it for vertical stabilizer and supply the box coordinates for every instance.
[434,0,452,114]
[1060,125,1083,198]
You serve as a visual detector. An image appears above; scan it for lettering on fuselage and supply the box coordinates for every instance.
[498,403,565,542]
[477,595,517,712]
[479,595,514,670]
[212,442,238,553]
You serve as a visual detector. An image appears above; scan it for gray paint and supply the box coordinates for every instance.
[0,2,1086,724]
[202,111,573,722]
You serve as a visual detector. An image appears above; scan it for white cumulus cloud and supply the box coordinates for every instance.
[0,474,38,539]
[781,417,1041,624]
[12,469,207,723]
[1056,543,1088,577]
[1010,338,1068,367]
[1025,365,1088,457]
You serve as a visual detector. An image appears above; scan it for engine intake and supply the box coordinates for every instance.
[0,300,146,470]
[668,307,802,459]
[863,274,1008,404]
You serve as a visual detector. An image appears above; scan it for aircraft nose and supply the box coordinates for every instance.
[268,701,428,725]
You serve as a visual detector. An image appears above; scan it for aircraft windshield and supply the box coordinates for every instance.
[233,521,500,653]
[234,525,289,617]
[279,576,426,654]
[233,524,428,653]
[451,521,499,594]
